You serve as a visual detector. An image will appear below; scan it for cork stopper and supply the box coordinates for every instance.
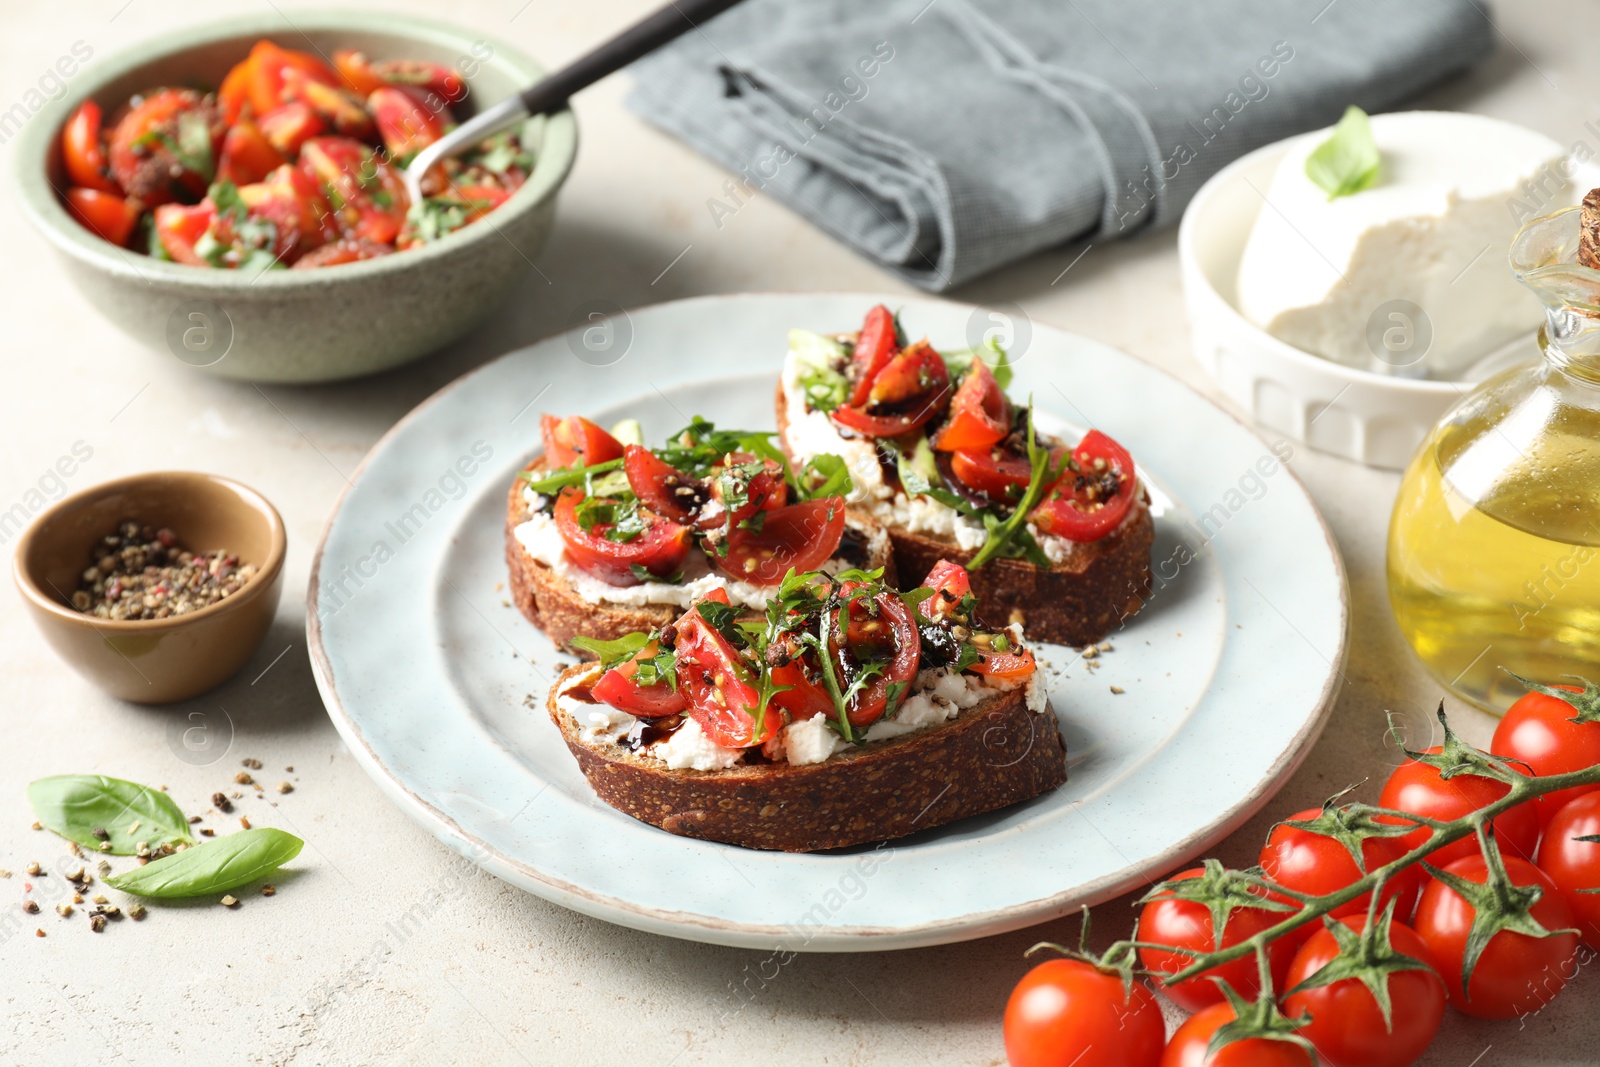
[1580,188,1600,269]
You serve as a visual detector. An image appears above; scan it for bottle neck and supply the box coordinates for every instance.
[1542,310,1600,386]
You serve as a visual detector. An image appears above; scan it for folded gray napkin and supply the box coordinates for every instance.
[626,0,1493,290]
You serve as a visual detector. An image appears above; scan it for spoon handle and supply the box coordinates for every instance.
[520,0,747,116]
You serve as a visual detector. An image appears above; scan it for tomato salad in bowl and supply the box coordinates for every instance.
[58,38,531,269]
[777,304,1155,646]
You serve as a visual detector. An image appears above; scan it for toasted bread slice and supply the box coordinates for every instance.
[505,459,897,655]
[547,662,1067,852]
[775,381,1153,647]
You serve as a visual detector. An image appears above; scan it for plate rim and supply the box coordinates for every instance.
[306,290,1350,950]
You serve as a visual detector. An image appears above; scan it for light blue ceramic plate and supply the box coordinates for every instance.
[307,293,1348,951]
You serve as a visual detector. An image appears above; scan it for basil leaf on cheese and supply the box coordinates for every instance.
[1305,106,1380,200]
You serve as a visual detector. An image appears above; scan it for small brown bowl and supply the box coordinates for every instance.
[12,472,286,704]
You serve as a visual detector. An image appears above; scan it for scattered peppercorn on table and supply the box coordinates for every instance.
[0,1,1594,1063]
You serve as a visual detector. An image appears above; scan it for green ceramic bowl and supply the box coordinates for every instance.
[14,12,577,383]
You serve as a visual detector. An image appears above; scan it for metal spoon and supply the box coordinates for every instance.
[402,0,747,208]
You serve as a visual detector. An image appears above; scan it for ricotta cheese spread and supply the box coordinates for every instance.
[1236,111,1572,377]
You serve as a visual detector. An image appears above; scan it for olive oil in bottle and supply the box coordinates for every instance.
[1387,397,1600,712]
[1388,193,1600,713]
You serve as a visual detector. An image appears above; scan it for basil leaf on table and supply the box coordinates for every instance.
[27,775,196,855]
[1305,105,1381,199]
[105,827,303,898]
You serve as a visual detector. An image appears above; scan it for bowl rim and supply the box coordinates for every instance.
[1177,131,1463,398]
[11,470,288,634]
[12,8,579,290]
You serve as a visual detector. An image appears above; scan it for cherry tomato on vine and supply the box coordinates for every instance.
[1002,958,1164,1067]
[1491,682,1600,828]
[1136,868,1296,1012]
[1412,853,1579,1018]
[1279,915,1445,1067]
[1535,790,1600,948]
[1377,746,1539,867]
[1258,808,1421,946]
[1158,1002,1312,1067]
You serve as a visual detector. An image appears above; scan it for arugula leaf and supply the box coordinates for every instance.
[695,599,743,646]
[105,827,303,899]
[942,334,1014,391]
[967,404,1065,569]
[794,454,853,501]
[1305,105,1381,199]
[628,563,683,585]
[571,631,650,669]
[520,458,624,495]
[890,437,979,517]
[28,775,196,855]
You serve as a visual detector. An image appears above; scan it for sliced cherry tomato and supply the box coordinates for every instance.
[1159,1002,1312,1067]
[1281,915,1445,1067]
[674,590,780,747]
[232,163,338,261]
[552,488,691,587]
[1413,853,1578,1018]
[769,654,835,722]
[623,445,706,525]
[245,40,340,118]
[541,415,624,469]
[847,303,898,407]
[62,101,119,194]
[1137,867,1296,1012]
[1030,429,1137,542]
[1003,958,1165,1067]
[931,356,1008,452]
[1536,790,1600,948]
[332,49,389,97]
[713,498,846,588]
[151,201,215,265]
[368,85,448,158]
[1258,807,1421,950]
[1377,746,1539,867]
[290,236,393,269]
[64,189,141,248]
[1491,682,1600,828]
[590,639,685,717]
[258,102,326,158]
[969,640,1035,682]
[371,58,468,105]
[216,119,285,186]
[866,340,950,406]
[218,56,255,124]
[921,559,971,619]
[281,68,374,139]
[949,446,1033,501]
[108,88,221,205]
[299,136,409,244]
[700,452,786,532]
[831,402,940,437]
[834,341,953,437]
[827,584,919,728]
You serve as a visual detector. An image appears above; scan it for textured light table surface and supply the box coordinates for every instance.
[0,1,1592,1063]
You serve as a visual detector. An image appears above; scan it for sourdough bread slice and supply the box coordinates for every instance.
[774,382,1153,647]
[505,459,897,654]
[548,662,1067,852]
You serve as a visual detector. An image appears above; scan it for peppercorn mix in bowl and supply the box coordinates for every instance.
[14,11,577,383]
[12,471,286,703]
